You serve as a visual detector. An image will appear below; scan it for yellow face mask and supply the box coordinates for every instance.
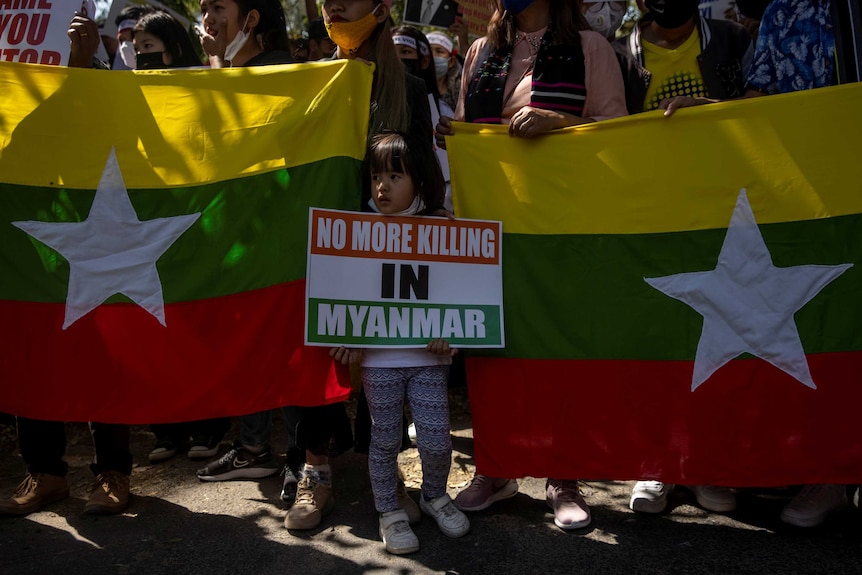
[325,4,382,56]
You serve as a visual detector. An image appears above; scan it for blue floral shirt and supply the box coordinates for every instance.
[746,0,835,94]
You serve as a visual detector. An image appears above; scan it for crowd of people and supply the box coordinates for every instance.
[1,0,860,557]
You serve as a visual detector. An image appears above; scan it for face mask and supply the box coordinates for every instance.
[367,194,425,216]
[326,5,381,56]
[501,0,535,16]
[119,40,136,68]
[224,15,251,63]
[584,3,627,39]
[136,51,166,70]
[433,56,449,79]
[401,58,420,76]
[644,0,699,30]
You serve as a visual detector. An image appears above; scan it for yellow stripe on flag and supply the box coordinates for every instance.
[448,83,862,235]
[0,60,372,189]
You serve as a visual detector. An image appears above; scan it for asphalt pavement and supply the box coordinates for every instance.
[1,396,861,575]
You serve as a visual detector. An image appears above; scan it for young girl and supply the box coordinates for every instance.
[331,132,465,555]
[284,0,434,534]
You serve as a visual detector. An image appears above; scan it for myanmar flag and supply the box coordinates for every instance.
[448,84,862,486]
[0,60,373,423]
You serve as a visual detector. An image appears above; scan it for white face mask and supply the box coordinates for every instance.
[584,2,626,40]
[224,15,251,63]
[433,56,449,79]
[119,40,137,68]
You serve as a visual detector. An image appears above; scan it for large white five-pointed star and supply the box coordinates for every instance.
[13,149,200,329]
[645,189,852,392]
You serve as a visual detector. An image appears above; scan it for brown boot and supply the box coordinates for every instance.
[284,476,334,530]
[84,471,130,515]
[0,473,69,516]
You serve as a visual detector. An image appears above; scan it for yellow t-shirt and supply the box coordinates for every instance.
[642,29,706,111]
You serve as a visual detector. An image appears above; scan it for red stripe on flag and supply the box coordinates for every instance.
[0,282,350,424]
[467,354,862,485]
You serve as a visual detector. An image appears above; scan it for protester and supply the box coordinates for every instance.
[426,30,461,213]
[307,18,336,61]
[114,3,157,69]
[392,24,437,101]
[136,7,225,460]
[613,0,751,115]
[193,0,302,504]
[581,0,627,40]
[291,36,310,62]
[329,132,466,555]
[1,12,138,517]
[133,10,202,71]
[0,419,132,516]
[436,0,627,530]
[197,0,292,67]
[657,0,860,528]
[608,0,752,515]
[281,0,435,533]
[427,31,461,117]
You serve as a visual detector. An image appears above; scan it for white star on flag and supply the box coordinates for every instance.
[645,189,853,392]
[13,149,200,329]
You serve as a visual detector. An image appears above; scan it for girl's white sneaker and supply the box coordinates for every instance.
[379,509,419,554]
[419,493,470,538]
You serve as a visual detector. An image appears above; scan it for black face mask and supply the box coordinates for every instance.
[401,58,420,76]
[136,51,167,70]
[645,0,700,30]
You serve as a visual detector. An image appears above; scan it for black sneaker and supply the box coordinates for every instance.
[188,435,221,460]
[196,444,280,482]
[280,464,302,505]
[148,438,179,463]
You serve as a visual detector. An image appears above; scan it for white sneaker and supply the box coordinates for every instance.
[379,509,419,554]
[630,481,673,514]
[691,485,736,513]
[419,494,470,538]
[780,484,847,527]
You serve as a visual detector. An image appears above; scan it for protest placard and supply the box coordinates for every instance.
[0,0,93,66]
[403,0,459,30]
[459,0,495,38]
[306,208,504,348]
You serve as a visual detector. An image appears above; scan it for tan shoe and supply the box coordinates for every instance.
[84,471,130,515]
[0,473,69,516]
[284,476,334,530]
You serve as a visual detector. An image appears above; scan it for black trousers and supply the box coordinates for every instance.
[17,417,132,477]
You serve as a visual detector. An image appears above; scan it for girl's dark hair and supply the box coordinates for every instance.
[134,10,202,68]
[488,0,589,50]
[391,24,438,102]
[362,132,445,214]
[234,0,289,53]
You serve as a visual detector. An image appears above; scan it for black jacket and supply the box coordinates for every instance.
[613,14,752,114]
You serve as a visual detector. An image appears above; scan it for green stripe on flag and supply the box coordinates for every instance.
[492,214,862,360]
[307,298,504,347]
[1,156,361,303]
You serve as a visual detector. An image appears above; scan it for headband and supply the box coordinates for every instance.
[117,18,137,33]
[392,35,418,50]
[426,32,453,53]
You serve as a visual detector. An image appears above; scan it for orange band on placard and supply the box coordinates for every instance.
[310,209,500,265]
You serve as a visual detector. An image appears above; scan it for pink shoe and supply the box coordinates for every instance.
[453,475,518,511]
[546,479,591,530]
